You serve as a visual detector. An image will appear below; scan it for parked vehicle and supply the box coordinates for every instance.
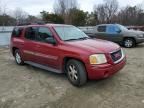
[10,24,126,86]
[84,24,144,48]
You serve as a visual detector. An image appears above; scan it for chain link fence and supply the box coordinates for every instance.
[0,26,14,46]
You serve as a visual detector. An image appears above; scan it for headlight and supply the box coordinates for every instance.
[89,54,107,65]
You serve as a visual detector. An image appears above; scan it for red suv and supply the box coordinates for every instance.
[10,24,126,86]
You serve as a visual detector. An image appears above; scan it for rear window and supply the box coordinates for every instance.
[12,27,23,37]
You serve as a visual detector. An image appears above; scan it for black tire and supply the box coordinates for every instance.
[66,59,87,86]
[123,38,136,48]
[14,49,24,65]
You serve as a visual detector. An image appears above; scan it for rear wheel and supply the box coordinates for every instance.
[14,49,24,65]
[66,59,87,86]
[123,38,136,48]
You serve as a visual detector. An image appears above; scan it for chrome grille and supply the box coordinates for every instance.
[110,49,122,63]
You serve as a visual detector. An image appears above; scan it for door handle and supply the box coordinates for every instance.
[36,45,41,48]
[20,43,24,46]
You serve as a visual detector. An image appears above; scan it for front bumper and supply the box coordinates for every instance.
[86,57,126,80]
[136,38,144,44]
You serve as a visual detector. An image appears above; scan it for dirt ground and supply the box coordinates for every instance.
[0,44,144,108]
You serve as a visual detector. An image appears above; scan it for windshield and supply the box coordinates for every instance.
[117,24,128,31]
[54,26,89,41]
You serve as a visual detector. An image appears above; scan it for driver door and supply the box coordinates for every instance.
[34,27,61,70]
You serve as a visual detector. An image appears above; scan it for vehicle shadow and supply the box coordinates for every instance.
[24,63,116,88]
[121,43,144,49]
[24,63,67,80]
[135,43,144,48]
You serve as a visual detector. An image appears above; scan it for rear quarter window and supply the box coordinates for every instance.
[97,26,106,32]
[12,27,23,37]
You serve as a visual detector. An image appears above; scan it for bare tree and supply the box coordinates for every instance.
[13,8,28,24]
[104,0,119,23]
[54,0,66,16]
[0,1,9,16]
[0,2,9,26]
[54,0,78,24]
[94,4,107,24]
[54,0,78,14]
[117,6,143,25]
[94,0,119,24]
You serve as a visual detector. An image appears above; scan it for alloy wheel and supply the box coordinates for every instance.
[68,64,78,82]
[15,52,22,64]
[124,39,133,48]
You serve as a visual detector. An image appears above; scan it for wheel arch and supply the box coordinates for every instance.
[123,37,136,47]
[123,37,136,42]
[12,47,19,56]
[62,57,87,74]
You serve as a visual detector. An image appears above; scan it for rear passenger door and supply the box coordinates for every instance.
[95,25,108,40]
[23,27,38,62]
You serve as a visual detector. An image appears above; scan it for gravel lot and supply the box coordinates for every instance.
[0,44,144,108]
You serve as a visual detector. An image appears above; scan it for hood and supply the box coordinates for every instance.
[66,39,120,54]
[125,29,144,35]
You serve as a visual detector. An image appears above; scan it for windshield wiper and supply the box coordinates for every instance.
[77,37,91,40]
[65,39,79,41]
[65,37,90,41]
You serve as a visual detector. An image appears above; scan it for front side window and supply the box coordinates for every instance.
[25,27,37,40]
[36,27,53,42]
[54,26,88,41]
[97,26,106,32]
[106,25,120,34]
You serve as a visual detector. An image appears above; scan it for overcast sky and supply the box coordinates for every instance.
[1,0,144,15]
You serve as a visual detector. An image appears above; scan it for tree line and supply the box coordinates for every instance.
[0,0,144,26]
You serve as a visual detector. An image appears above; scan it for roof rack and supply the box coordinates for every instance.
[17,21,46,26]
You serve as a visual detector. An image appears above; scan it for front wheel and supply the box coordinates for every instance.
[66,59,87,86]
[14,49,24,65]
[123,38,136,48]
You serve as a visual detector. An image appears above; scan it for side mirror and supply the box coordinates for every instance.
[116,29,121,33]
[45,37,57,45]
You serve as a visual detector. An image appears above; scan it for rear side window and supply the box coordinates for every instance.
[12,27,23,37]
[25,27,38,40]
[97,26,106,32]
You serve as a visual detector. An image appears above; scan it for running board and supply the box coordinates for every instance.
[24,61,62,73]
